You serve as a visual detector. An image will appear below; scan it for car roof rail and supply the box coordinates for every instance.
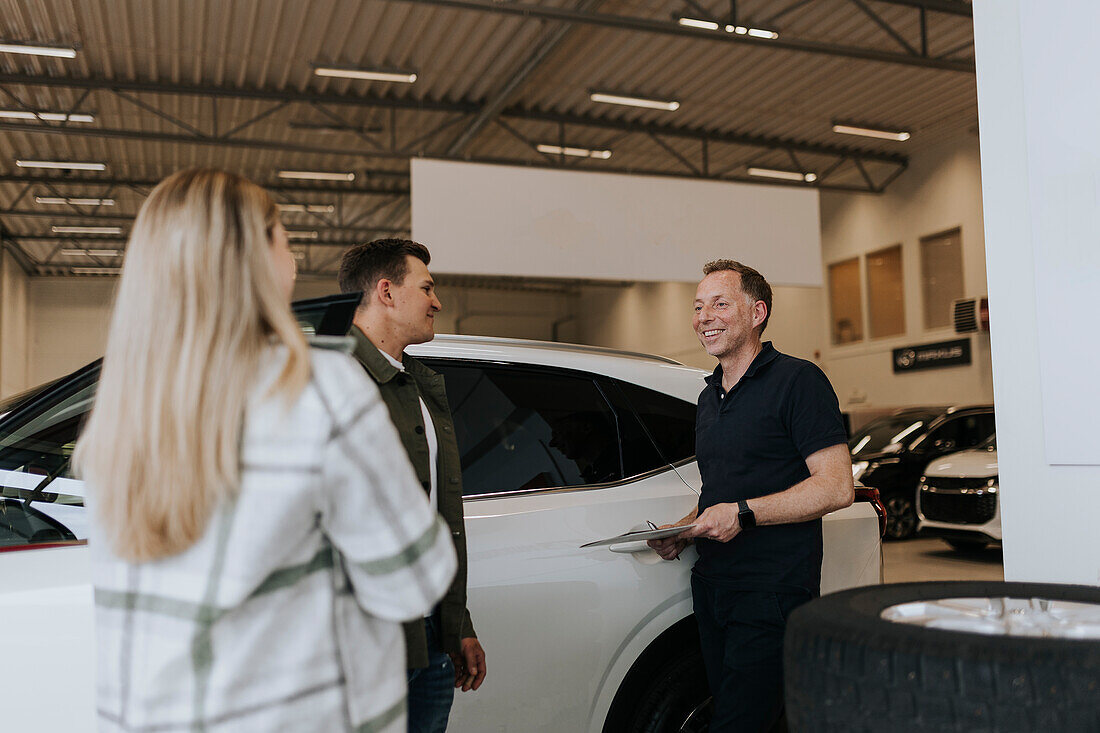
[426,334,686,365]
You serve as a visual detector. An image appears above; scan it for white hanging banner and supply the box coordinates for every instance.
[411,159,823,285]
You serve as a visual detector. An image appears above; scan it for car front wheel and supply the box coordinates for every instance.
[627,647,712,733]
[882,490,918,540]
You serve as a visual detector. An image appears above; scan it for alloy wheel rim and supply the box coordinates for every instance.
[884,496,915,538]
[881,597,1100,639]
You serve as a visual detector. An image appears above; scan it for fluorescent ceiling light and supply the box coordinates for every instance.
[536,144,612,160]
[61,248,121,257]
[0,42,77,59]
[747,167,816,183]
[723,25,776,38]
[36,196,115,206]
[832,123,911,142]
[51,225,122,235]
[16,160,106,171]
[287,230,319,240]
[278,203,336,214]
[590,92,680,112]
[677,17,720,30]
[0,110,94,123]
[313,66,417,84]
[277,170,355,182]
[71,267,121,275]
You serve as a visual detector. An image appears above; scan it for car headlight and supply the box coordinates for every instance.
[852,461,869,480]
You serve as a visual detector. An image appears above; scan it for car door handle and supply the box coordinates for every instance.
[609,541,653,554]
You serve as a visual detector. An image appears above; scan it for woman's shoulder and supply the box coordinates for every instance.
[308,341,368,387]
[306,344,381,416]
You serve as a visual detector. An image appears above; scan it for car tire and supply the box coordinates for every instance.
[784,581,1100,733]
[882,489,918,541]
[627,647,712,733]
[945,538,989,552]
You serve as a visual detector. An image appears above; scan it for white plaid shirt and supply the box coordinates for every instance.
[90,345,457,732]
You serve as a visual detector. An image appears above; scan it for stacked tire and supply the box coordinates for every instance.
[784,582,1100,732]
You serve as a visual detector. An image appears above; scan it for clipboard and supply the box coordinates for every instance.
[580,524,696,548]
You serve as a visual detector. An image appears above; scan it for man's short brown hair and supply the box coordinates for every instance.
[338,238,431,297]
[702,259,773,334]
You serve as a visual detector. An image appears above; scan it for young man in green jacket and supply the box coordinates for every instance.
[338,239,485,733]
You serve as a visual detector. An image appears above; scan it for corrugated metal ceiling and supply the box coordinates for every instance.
[0,0,976,275]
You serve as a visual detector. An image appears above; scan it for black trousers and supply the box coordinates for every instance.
[691,574,812,733]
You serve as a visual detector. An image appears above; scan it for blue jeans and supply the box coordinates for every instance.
[406,616,455,733]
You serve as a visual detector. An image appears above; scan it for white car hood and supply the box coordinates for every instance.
[924,447,998,478]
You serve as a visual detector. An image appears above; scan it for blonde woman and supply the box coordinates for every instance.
[75,169,456,733]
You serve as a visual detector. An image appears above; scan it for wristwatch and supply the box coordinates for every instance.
[737,500,756,530]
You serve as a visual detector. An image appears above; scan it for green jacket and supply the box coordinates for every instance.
[350,327,475,669]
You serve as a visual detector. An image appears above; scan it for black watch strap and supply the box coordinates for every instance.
[737,499,756,530]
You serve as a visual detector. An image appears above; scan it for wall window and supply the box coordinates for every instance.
[920,228,964,329]
[828,258,863,344]
[866,244,906,338]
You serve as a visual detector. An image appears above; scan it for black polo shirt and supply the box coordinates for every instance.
[694,341,847,596]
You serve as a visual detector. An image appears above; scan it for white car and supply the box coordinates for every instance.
[0,295,884,732]
[917,435,1000,551]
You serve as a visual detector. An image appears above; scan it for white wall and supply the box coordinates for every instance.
[575,281,826,372]
[974,0,1100,585]
[0,249,29,398]
[18,277,584,387]
[12,136,992,417]
[27,278,116,387]
[294,277,580,342]
[818,133,994,413]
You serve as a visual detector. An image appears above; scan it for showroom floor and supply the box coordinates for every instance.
[883,537,1004,583]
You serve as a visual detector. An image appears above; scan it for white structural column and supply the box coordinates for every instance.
[973,0,1100,584]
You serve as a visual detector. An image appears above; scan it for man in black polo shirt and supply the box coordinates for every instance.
[649,259,853,732]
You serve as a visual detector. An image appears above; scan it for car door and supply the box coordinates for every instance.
[422,360,701,733]
[0,368,98,731]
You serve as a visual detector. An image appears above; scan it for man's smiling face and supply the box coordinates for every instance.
[693,270,760,359]
[389,255,441,345]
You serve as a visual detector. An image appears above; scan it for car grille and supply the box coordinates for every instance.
[920,485,997,525]
[924,476,994,491]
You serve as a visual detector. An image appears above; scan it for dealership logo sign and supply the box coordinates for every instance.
[892,338,971,373]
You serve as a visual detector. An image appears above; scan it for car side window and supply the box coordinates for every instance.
[611,380,696,466]
[0,374,96,549]
[958,413,996,448]
[923,413,994,453]
[427,363,623,496]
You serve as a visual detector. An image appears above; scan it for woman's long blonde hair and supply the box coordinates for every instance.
[75,169,310,562]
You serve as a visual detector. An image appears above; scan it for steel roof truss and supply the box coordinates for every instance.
[384,0,974,73]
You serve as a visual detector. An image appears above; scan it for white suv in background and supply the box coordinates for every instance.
[917,435,1000,551]
[0,295,884,733]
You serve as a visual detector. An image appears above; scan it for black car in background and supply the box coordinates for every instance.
[849,405,995,540]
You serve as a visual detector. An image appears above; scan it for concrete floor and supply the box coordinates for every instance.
[883,536,1004,584]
